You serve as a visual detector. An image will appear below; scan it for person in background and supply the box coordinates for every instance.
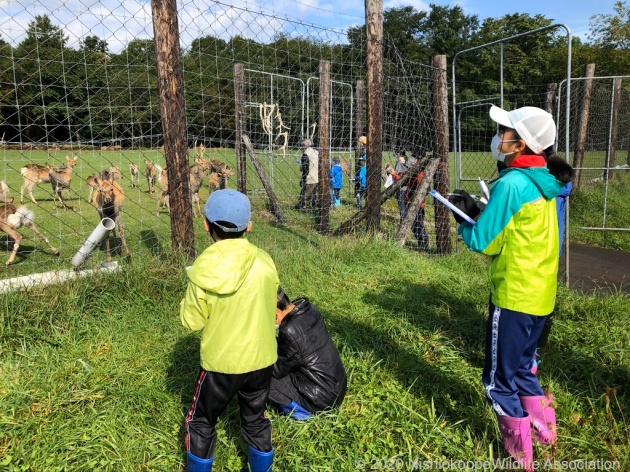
[268,287,347,420]
[297,139,319,210]
[394,149,409,221]
[329,157,343,208]
[356,156,367,210]
[448,106,572,470]
[180,189,279,472]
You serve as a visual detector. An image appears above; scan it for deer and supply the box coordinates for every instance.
[208,166,236,191]
[49,155,78,212]
[156,158,214,218]
[129,163,140,188]
[156,168,169,216]
[93,176,130,263]
[0,203,60,265]
[0,180,13,203]
[86,166,123,204]
[145,161,158,194]
[20,163,53,204]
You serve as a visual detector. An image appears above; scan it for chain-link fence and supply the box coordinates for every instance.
[0,0,452,283]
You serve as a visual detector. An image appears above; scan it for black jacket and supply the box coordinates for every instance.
[273,298,347,411]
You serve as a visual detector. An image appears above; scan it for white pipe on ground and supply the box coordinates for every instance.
[72,218,116,269]
[0,263,119,294]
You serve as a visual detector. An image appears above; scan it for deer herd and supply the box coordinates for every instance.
[0,143,235,265]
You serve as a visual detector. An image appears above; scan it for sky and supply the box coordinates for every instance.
[0,0,621,53]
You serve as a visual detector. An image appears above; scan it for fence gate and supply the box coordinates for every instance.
[557,75,630,233]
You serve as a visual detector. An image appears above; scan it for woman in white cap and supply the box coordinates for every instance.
[449,105,573,470]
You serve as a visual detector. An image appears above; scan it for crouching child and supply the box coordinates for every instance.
[269,287,347,420]
[180,189,279,472]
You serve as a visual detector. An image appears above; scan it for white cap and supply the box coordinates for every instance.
[489,105,556,154]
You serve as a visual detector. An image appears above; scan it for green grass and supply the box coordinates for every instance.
[1,225,629,471]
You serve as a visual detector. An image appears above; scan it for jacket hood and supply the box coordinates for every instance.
[501,165,565,200]
[187,238,257,294]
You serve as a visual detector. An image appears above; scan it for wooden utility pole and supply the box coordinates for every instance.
[572,63,596,190]
[431,55,452,254]
[606,77,622,181]
[318,61,331,234]
[151,0,195,259]
[234,63,247,193]
[365,0,384,234]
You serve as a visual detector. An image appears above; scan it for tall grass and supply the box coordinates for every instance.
[1,223,629,471]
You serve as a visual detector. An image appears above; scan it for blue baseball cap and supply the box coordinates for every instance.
[204,189,251,232]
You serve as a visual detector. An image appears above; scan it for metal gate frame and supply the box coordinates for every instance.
[557,75,630,233]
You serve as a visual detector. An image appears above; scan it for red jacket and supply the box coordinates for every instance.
[391,169,426,209]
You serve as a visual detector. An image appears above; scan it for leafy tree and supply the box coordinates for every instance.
[588,1,630,74]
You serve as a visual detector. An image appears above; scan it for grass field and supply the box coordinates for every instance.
[1,226,629,471]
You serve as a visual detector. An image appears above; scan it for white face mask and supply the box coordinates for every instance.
[491,134,518,162]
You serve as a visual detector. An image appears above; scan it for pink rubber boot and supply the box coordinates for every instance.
[497,414,534,472]
[520,393,557,445]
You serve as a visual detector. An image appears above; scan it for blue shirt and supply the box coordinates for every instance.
[358,166,367,189]
[330,165,343,189]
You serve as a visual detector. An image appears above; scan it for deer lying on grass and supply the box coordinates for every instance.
[93,176,130,262]
[86,166,123,204]
[129,163,140,188]
[0,203,60,265]
[49,156,78,212]
[20,163,52,204]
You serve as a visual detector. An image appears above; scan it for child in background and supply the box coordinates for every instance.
[329,157,343,208]
[180,189,279,472]
[356,157,367,210]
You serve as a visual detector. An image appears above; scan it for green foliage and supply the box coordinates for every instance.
[1,229,629,470]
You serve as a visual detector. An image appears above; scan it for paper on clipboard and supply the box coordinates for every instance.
[429,190,477,225]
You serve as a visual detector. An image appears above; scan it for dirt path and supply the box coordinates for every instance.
[560,243,630,295]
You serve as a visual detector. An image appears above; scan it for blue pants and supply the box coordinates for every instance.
[398,189,408,221]
[482,300,548,417]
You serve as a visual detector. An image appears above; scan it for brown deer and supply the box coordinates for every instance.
[156,168,169,216]
[129,163,140,188]
[145,161,158,194]
[49,155,78,212]
[93,176,130,262]
[0,180,13,203]
[86,166,123,203]
[0,203,60,265]
[208,166,236,191]
[20,163,53,204]
[156,158,214,217]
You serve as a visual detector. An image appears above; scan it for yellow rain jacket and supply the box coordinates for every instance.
[180,238,279,374]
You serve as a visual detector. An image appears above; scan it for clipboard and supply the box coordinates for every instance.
[429,190,477,225]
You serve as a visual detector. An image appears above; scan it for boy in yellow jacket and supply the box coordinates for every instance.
[181,189,279,472]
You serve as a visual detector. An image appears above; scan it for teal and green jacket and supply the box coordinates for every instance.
[180,238,279,374]
[458,155,566,315]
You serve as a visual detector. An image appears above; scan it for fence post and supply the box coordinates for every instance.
[431,54,452,254]
[572,63,596,190]
[234,63,247,194]
[606,77,622,181]
[365,0,384,234]
[318,60,331,234]
[151,0,195,259]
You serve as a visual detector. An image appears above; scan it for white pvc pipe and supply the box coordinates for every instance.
[72,218,116,269]
[0,263,119,294]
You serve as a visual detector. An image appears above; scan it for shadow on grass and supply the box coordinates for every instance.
[140,229,165,256]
